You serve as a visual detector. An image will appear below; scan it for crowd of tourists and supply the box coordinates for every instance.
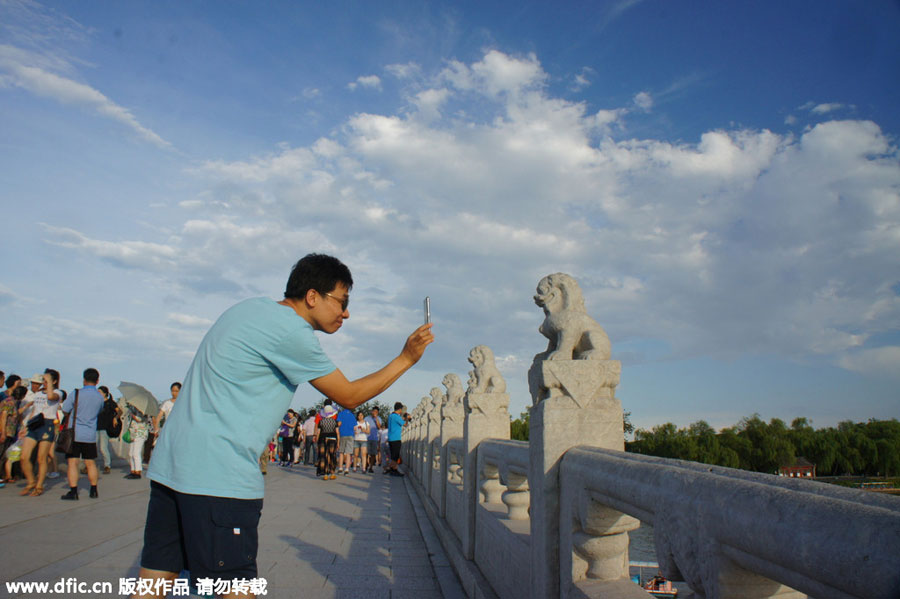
[263,399,407,479]
[0,368,179,499]
[0,366,409,501]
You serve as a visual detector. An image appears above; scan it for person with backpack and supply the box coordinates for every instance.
[96,386,121,474]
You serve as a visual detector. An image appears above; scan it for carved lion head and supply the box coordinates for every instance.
[534,272,585,314]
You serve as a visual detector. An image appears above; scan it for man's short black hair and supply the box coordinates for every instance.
[323,398,333,406]
[83,368,100,384]
[394,402,404,411]
[285,254,353,300]
[12,386,27,401]
[171,382,182,390]
[6,374,20,389]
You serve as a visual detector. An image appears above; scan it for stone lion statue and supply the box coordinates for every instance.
[441,373,465,419]
[428,387,443,422]
[415,401,426,423]
[533,273,611,361]
[466,345,507,394]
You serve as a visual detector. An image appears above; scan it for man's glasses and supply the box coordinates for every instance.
[323,292,349,311]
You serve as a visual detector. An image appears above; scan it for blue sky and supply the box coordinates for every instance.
[2,0,899,433]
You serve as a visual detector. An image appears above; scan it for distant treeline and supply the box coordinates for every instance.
[626,416,900,477]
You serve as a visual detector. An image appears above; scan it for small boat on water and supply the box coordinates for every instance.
[630,561,678,597]
[642,574,678,598]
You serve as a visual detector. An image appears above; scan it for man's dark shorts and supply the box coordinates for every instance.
[389,440,402,462]
[66,441,98,460]
[141,481,263,583]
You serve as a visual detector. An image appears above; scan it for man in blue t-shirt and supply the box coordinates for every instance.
[60,368,105,500]
[336,407,357,475]
[386,402,407,477]
[138,254,434,596]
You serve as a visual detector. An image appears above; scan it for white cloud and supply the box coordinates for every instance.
[440,50,545,98]
[386,62,421,79]
[42,224,178,271]
[347,74,382,91]
[37,50,900,378]
[18,314,202,364]
[839,347,900,378]
[0,284,17,306]
[633,91,653,111]
[810,102,844,115]
[411,88,449,122]
[0,45,171,149]
[194,147,318,183]
[167,313,214,328]
[570,67,593,92]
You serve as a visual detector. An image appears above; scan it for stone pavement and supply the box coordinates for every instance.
[0,458,465,599]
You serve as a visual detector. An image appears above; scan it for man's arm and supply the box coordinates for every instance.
[0,411,7,443]
[310,323,433,410]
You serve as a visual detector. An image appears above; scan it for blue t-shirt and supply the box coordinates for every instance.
[337,409,356,436]
[365,415,381,441]
[149,298,336,499]
[388,412,404,442]
[62,386,105,443]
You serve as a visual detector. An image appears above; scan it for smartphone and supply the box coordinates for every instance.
[424,297,431,324]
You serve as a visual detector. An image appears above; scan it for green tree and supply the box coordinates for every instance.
[718,427,752,469]
[510,411,530,441]
[735,415,795,473]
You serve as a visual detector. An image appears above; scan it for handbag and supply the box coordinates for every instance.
[55,389,79,454]
[123,429,132,444]
[26,413,45,431]
[100,400,122,438]
[106,413,122,438]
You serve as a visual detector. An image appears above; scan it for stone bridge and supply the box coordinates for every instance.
[400,273,900,599]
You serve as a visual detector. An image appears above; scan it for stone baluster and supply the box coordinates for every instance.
[500,468,530,520]
[447,448,463,486]
[479,462,504,504]
[570,497,639,582]
[462,345,510,559]
[526,272,626,598]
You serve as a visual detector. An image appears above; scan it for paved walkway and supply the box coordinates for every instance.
[0,458,464,599]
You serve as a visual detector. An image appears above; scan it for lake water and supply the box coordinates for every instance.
[629,521,658,562]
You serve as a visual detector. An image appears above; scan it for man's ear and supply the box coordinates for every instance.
[305,288,319,307]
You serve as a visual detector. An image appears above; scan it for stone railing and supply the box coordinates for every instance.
[401,273,900,599]
[560,447,900,599]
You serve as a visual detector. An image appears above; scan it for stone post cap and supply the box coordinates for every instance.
[529,359,621,408]
[463,391,510,417]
